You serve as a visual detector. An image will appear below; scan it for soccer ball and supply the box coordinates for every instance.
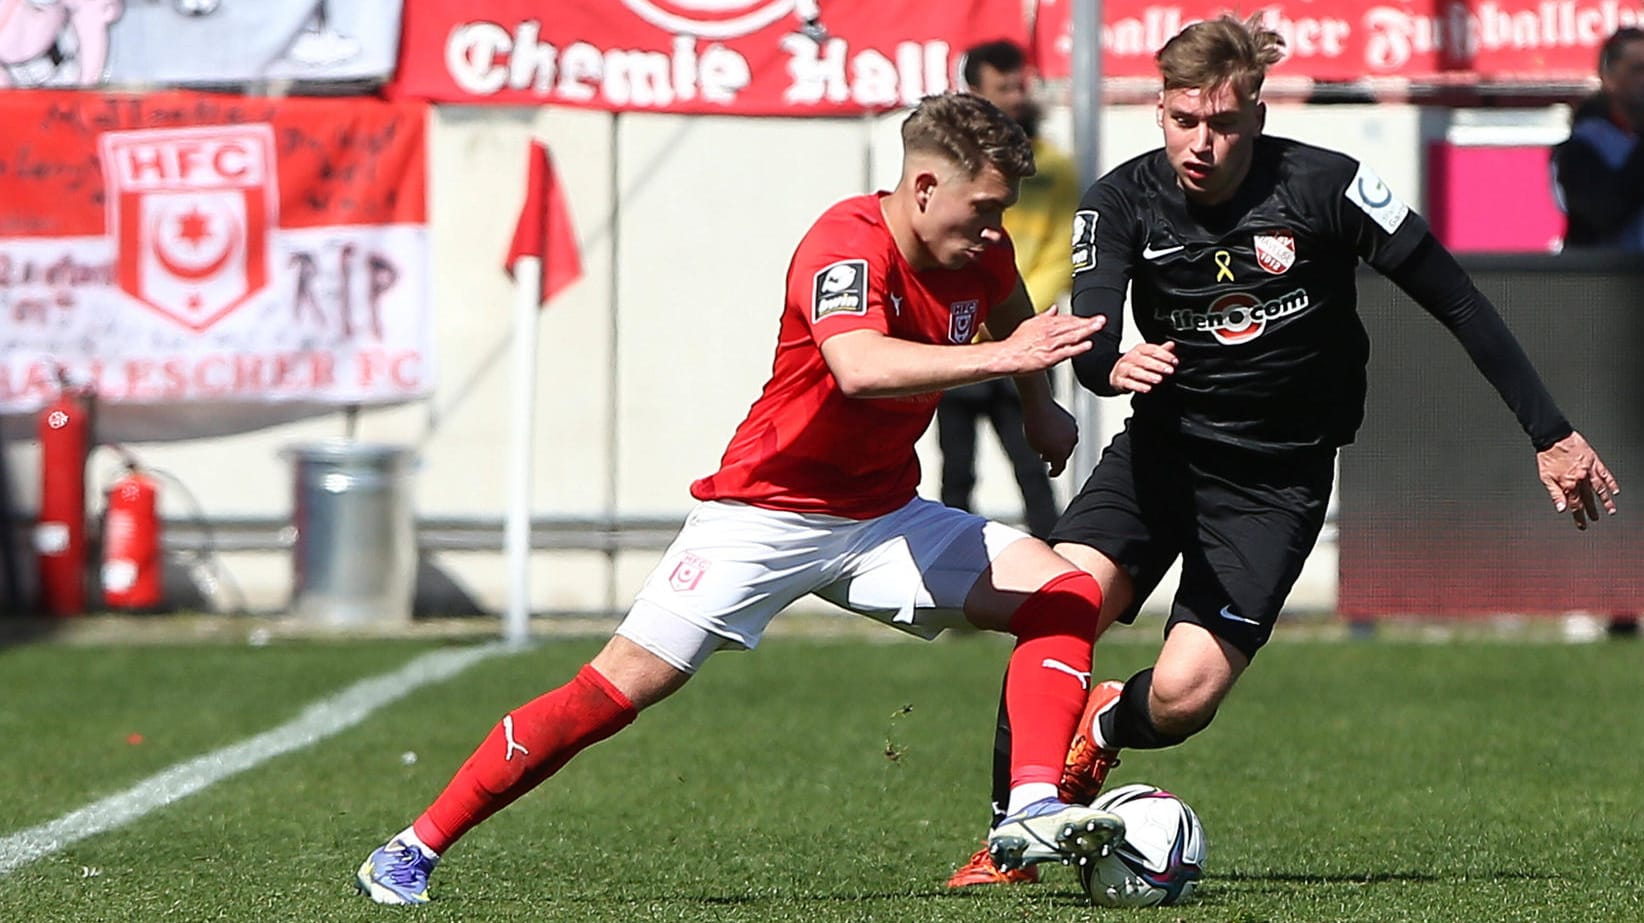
[1079,783,1205,907]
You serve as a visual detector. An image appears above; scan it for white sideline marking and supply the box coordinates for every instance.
[0,643,507,876]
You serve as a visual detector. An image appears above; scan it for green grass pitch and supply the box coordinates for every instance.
[0,630,1639,921]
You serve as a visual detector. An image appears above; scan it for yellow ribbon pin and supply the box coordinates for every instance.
[1214,250,1234,282]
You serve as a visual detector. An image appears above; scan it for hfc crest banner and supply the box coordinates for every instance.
[0,91,432,434]
[101,125,277,333]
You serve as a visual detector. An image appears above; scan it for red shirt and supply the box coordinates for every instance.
[691,193,1019,519]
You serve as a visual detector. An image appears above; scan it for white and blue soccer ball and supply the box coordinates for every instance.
[1079,783,1206,907]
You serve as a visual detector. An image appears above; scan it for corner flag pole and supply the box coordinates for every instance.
[502,141,584,648]
[503,255,542,648]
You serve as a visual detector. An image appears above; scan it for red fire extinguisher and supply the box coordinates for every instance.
[102,466,163,611]
[36,377,92,617]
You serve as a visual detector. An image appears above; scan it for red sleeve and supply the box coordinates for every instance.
[787,225,890,344]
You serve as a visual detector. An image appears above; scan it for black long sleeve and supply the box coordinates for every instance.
[1069,284,1125,396]
[1067,180,1137,397]
[1383,235,1573,450]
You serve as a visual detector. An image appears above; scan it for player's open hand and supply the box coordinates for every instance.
[1109,341,1178,394]
[1536,431,1619,530]
[996,306,1106,374]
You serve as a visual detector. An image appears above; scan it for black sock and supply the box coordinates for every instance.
[987,669,1011,829]
[1098,667,1214,751]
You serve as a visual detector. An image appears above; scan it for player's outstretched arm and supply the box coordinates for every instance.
[982,278,1070,398]
[1384,236,1587,457]
[1536,431,1621,530]
[993,306,1108,382]
[818,311,1104,399]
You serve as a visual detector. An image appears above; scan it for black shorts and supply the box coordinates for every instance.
[1049,421,1335,660]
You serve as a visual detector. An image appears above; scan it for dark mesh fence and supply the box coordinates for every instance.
[1340,254,1644,618]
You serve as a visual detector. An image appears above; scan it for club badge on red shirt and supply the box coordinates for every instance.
[948,299,979,343]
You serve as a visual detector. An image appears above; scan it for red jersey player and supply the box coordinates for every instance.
[356,93,1121,905]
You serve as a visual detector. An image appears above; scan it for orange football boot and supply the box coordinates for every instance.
[945,844,1040,888]
[1058,680,1125,805]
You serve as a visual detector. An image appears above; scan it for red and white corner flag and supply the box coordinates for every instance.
[502,139,583,647]
[505,140,582,306]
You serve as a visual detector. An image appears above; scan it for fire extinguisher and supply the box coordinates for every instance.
[36,376,92,617]
[102,465,163,611]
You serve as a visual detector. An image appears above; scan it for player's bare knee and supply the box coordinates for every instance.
[589,635,692,710]
[1146,672,1220,731]
[1052,542,1129,599]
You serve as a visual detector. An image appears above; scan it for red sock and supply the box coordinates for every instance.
[1004,570,1103,790]
[412,664,636,853]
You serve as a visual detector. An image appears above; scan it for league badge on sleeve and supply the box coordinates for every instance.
[1071,210,1099,272]
[812,259,869,321]
[1345,163,1410,235]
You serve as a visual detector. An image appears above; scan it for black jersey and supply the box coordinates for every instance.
[1071,136,1430,453]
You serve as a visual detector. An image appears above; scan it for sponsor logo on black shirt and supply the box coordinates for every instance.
[1165,288,1311,345]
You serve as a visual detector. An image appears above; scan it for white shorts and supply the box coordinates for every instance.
[616,497,1031,673]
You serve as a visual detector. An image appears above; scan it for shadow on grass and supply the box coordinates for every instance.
[544,893,946,906]
[546,886,1097,906]
[1214,869,1559,885]
[535,871,1558,907]
[0,617,66,651]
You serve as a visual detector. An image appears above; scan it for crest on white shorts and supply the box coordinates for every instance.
[668,553,711,592]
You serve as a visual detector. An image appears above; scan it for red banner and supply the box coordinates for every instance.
[391,0,1027,114]
[1034,0,1644,83]
[0,92,433,430]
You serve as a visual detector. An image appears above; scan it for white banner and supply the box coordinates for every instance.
[0,226,431,411]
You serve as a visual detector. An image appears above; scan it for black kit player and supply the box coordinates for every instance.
[947,13,1621,888]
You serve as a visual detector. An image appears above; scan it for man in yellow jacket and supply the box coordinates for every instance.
[938,40,1082,539]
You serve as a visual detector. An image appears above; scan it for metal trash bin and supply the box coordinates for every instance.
[285,440,417,626]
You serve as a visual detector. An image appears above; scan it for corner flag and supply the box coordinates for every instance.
[505,140,582,306]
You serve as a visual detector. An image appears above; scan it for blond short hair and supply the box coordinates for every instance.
[900,93,1035,180]
[1156,14,1286,102]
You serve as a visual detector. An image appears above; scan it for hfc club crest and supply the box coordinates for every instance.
[948,299,979,343]
[100,125,277,332]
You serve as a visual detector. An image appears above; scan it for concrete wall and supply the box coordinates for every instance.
[2,101,1520,617]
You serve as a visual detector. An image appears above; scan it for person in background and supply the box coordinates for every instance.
[1551,27,1644,249]
[936,40,1081,538]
